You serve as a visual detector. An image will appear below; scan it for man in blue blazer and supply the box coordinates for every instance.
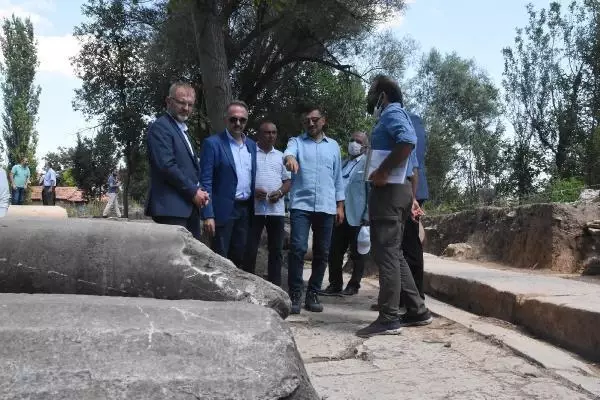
[200,100,257,267]
[145,82,210,239]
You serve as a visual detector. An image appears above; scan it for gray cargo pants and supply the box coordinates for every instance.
[370,183,427,322]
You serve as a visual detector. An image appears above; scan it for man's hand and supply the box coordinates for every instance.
[11,183,16,190]
[369,168,389,187]
[285,156,299,173]
[267,190,283,203]
[203,218,216,237]
[193,188,210,208]
[255,188,268,201]
[335,204,345,226]
[411,199,425,222]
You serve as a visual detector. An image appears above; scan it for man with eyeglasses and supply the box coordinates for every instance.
[146,82,210,239]
[200,100,257,268]
[283,105,345,314]
[321,131,369,297]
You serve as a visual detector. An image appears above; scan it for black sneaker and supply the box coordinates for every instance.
[342,285,359,296]
[289,291,302,315]
[319,285,343,296]
[398,311,433,327]
[356,318,402,338]
[305,291,324,312]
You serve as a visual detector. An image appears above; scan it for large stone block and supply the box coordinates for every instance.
[0,218,291,318]
[5,205,68,218]
[0,294,319,399]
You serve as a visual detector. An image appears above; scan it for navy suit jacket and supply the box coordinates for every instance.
[200,131,257,225]
[145,114,201,218]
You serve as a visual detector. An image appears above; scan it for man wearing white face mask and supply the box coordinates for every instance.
[322,131,369,296]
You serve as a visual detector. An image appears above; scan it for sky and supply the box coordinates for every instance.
[1,0,556,168]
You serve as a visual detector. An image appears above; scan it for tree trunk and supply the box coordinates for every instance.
[191,5,231,133]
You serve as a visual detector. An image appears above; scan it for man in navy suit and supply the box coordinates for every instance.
[145,82,210,239]
[200,100,257,267]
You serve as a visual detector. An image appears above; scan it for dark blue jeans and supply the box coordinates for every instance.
[288,209,335,294]
[244,215,285,286]
[11,187,25,205]
[213,201,251,268]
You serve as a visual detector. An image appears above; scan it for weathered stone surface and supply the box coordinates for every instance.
[442,243,473,259]
[5,205,68,218]
[0,218,291,318]
[578,189,600,204]
[424,254,600,362]
[423,203,600,273]
[0,294,319,400]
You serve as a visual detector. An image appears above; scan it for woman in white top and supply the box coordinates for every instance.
[0,168,10,217]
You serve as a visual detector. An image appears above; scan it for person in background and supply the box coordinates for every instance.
[403,112,429,299]
[145,82,210,239]
[0,168,10,217]
[9,157,30,205]
[243,120,291,286]
[102,169,121,218]
[321,131,369,296]
[42,162,57,206]
[200,101,257,267]
[356,75,432,338]
[283,105,345,314]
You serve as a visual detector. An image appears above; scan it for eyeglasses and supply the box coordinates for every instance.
[228,117,248,125]
[303,116,323,125]
[170,97,195,108]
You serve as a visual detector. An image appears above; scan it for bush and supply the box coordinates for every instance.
[548,177,585,203]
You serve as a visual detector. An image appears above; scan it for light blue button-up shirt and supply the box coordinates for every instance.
[284,133,345,215]
[227,130,252,200]
[371,103,417,180]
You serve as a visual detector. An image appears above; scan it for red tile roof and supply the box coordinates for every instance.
[30,186,108,203]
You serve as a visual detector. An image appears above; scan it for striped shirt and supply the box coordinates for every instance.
[254,147,291,216]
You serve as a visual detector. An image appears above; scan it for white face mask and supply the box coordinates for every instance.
[348,141,363,156]
[372,92,385,119]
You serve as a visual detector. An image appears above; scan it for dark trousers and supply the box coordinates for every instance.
[288,209,334,294]
[42,186,55,206]
[213,201,251,268]
[244,215,285,286]
[370,183,427,322]
[152,206,201,240]
[328,219,365,290]
[11,187,25,205]
[402,216,425,300]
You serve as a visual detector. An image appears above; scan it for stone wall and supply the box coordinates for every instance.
[423,203,600,273]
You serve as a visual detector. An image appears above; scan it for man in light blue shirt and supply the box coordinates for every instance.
[42,162,57,206]
[357,75,432,338]
[284,105,345,314]
[323,131,369,297]
[9,158,30,205]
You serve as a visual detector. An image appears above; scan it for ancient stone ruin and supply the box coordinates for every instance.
[0,218,319,399]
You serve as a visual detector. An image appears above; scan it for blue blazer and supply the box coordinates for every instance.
[145,114,201,218]
[200,131,257,225]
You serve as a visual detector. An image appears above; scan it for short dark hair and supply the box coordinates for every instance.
[298,103,324,117]
[224,100,249,116]
[370,74,404,106]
